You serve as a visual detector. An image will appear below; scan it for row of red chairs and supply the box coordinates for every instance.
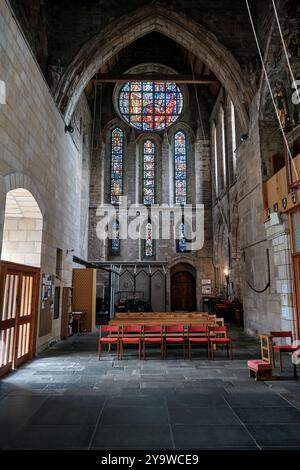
[98,325,233,360]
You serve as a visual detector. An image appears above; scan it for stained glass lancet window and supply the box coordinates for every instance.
[174,131,187,204]
[145,221,153,257]
[143,140,155,205]
[177,222,186,253]
[119,82,183,131]
[110,128,124,204]
[111,220,120,255]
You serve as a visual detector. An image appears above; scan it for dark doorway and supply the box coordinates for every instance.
[171,271,196,311]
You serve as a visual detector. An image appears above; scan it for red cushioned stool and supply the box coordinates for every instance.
[247,359,272,381]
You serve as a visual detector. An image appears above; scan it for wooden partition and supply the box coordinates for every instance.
[72,269,96,332]
[0,261,40,377]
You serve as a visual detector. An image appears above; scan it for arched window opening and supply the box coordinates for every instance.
[118,81,183,131]
[212,122,219,198]
[145,221,154,257]
[143,140,155,205]
[230,100,237,181]
[111,220,120,256]
[174,131,187,205]
[110,128,124,205]
[177,222,187,253]
[220,107,227,190]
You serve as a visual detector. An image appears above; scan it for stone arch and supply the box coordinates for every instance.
[3,172,46,217]
[102,118,130,144]
[56,4,252,129]
[167,121,195,144]
[1,187,43,267]
[170,261,197,311]
[169,257,196,271]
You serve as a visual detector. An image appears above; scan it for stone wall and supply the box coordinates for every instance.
[88,82,215,310]
[2,217,43,266]
[0,1,91,351]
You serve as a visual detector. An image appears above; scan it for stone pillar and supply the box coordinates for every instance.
[265,213,297,336]
[88,136,106,261]
[124,128,136,206]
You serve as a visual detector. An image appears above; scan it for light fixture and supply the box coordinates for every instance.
[65,124,74,134]
[224,267,229,276]
[240,133,248,142]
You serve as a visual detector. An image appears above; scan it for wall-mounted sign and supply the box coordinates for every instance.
[201,279,211,295]
[42,274,53,302]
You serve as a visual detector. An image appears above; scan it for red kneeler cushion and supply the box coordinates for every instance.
[247,359,272,371]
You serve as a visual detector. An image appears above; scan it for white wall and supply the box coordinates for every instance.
[0,1,89,351]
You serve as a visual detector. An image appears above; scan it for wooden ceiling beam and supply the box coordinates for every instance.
[92,74,218,84]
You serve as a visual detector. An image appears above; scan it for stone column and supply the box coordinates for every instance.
[265,213,297,336]
[124,128,136,206]
[88,135,106,261]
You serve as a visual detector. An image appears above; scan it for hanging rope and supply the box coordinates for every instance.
[245,0,299,181]
[246,248,271,293]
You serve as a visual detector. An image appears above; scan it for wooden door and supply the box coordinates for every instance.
[0,261,40,377]
[171,271,196,311]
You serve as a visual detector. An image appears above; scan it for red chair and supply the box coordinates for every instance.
[270,331,298,371]
[164,325,186,359]
[119,325,142,360]
[142,325,164,359]
[98,325,119,360]
[188,326,210,359]
[208,326,233,360]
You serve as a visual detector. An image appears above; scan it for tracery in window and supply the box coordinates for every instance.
[110,128,124,205]
[143,140,155,205]
[111,220,120,255]
[119,81,183,131]
[174,131,187,204]
[177,222,187,253]
[145,221,153,257]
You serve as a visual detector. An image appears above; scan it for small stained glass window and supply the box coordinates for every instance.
[110,128,124,204]
[174,131,187,204]
[119,81,183,131]
[143,140,155,205]
[177,222,186,253]
[111,220,120,255]
[145,221,153,257]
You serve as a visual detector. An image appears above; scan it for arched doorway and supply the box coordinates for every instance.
[1,189,43,267]
[0,189,43,376]
[171,263,196,311]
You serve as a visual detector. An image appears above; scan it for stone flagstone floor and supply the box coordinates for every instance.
[0,326,300,450]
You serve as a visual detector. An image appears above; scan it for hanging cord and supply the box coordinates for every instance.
[245,0,299,181]
[272,0,300,104]
[246,248,271,293]
[189,56,229,234]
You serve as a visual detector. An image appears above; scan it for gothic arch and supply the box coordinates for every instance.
[56,4,252,129]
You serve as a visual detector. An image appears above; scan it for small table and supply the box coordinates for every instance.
[71,311,86,335]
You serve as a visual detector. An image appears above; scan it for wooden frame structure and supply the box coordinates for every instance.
[0,261,40,377]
